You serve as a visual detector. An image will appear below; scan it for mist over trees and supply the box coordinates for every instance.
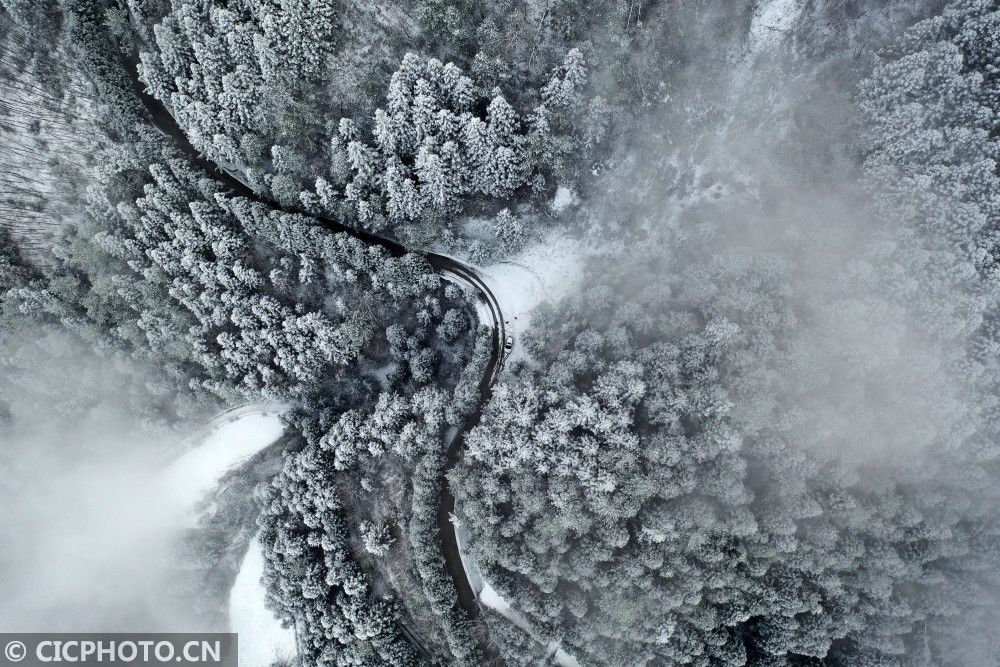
[452,2,1000,664]
[3,0,1000,665]
[455,195,998,664]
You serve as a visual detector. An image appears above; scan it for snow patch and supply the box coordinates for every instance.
[230,535,297,667]
[161,409,295,666]
[477,230,584,362]
[161,411,284,523]
[551,186,577,213]
[744,0,802,60]
[479,580,512,615]
[480,579,580,667]
[552,647,582,667]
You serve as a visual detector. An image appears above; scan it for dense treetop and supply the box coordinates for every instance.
[3,0,1000,665]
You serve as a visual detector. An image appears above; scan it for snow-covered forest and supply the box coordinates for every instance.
[3,0,1000,665]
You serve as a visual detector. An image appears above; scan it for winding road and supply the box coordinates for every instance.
[118,35,505,658]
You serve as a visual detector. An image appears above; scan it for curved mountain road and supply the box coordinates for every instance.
[118,38,503,656]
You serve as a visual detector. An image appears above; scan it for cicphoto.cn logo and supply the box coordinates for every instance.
[4,641,26,662]
[0,634,236,666]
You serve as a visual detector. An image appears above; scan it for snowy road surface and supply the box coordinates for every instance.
[161,411,285,520]
[160,410,295,665]
[230,535,297,667]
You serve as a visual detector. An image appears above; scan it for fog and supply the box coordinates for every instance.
[0,443,185,631]
[0,330,206,632]
[1,0,997,662]
[555,1,1000,658]
[590,0,982,475]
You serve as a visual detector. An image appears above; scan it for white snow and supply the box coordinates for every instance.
[552,647,582,667]
[478,580,511,614]
[480,580,581,667]
[551,186,577,213]
[438,228,584,362]
[744,0,802,60]
[477,230,585,362]
[230,535,297,667]
[160,411,285,522]
[159,408,296,665]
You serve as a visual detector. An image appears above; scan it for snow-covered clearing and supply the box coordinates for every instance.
[551,185,578,213]
[160,410,285,522]
[230,535,297,667]
[481,231,583,335]
[477,230,585,362]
